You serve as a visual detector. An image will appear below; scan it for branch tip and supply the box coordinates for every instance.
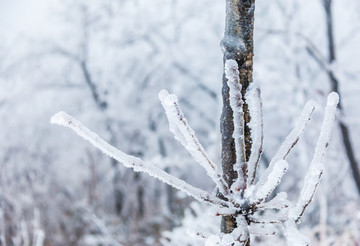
[158,89,169,102]
[51,111,71,126]
[327,91,339,105]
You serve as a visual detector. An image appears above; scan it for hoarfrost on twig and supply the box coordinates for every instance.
[249,224,277,236]
[290,92,339,221]
[50,111,228,207]
[225,59,247,194]
[270,100,315,164]
[246,84,264,186]
[251,100,315,202]
[205,235,221,246]
[285,220,310,246]
[159,90,229,195]
[221,234,235,245]
[252,160,288,203]
[231,215,249,243]
[249,209,288,224]
[257,192,290,210]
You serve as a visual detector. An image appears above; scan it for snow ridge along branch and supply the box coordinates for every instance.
[159,89,229,195]
[50,111,228,207]
[225,59,247,196]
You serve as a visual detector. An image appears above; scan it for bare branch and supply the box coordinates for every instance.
[172,61,217,100]
[50,111,228,207]
[257,28,328,70]
[51,44,80,62]
[290,92,339,222]
[159,90,229,195]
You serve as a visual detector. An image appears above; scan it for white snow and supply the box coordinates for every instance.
[290,162,324,221]
[158,89,187,146]
[221,234,235,245]
[230,215,249,243]
[290,92,339,221]
[285,220,310,246]
[245,84,264,186]
[258,192,290,210]
[249,209,288,224]
[205,235,221,246]
[311,92,339,165]
[251,100,315,202]
[249,224,277,236]
[252,160,288,202]
[225,59,247,194]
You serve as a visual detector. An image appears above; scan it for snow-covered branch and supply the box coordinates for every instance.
[225,59,247,194]
[246,84,264,186]
[251,160,289,203]
[285,220,310,246]
[256,192,289,210]
[159,90,229,195]
[249,224,277,236]
[270,100,316,164]
[290,92,339,222]
[50,111,228,207]
[231,215,249,244]
[249,209,288,224]
[251,100,315,202]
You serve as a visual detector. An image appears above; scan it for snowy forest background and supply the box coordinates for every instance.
[0,0,360,245]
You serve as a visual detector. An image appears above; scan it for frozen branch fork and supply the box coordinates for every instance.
[51,60,339,246]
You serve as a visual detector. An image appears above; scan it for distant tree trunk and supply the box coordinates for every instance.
[220,0,255,241]
[323,0,360,195]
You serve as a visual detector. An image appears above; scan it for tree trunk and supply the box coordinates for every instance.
[323,0,360,195]
[220,0,255,240]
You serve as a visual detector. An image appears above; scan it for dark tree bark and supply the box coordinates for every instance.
[323,0,360,195]
[220,0,255,238]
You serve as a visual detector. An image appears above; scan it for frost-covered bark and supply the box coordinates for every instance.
[220,0,255,235]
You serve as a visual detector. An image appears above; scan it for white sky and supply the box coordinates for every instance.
[0,0,56,38]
